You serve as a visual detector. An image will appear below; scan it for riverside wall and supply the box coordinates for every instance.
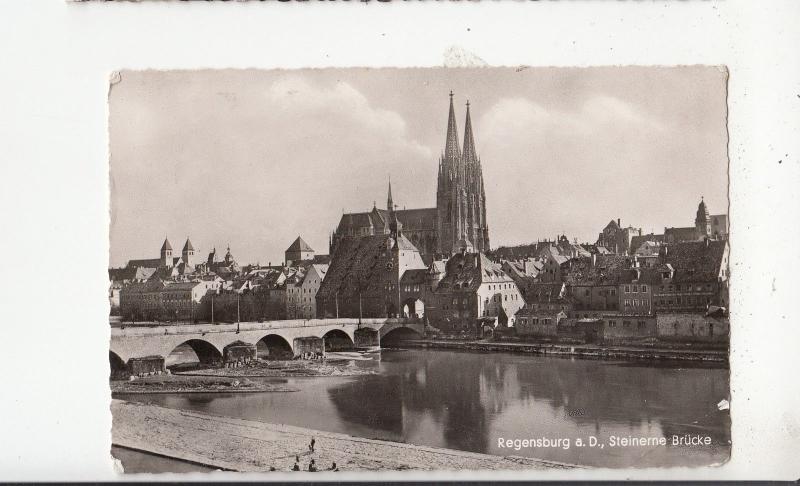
[395,340,728,363]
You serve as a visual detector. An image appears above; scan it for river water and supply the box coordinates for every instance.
[115,349,730,470]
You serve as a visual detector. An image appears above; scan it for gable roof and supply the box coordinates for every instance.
[126,258,161,269]
[664,240,728,283]
[520,282,567,304]
[664,227,699,242]
[337,207,438,233]
[561,255,629,286]
[630,234,665,254]
[317,235,425,299]
[435,252,512,292]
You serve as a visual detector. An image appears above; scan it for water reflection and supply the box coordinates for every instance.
[326,351,730,467]
[119,349,730,468]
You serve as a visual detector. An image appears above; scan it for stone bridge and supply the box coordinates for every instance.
[109,318,424,374]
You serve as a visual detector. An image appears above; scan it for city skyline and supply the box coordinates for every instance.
[109,67,728,267]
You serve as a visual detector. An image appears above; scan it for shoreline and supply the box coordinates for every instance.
[111,400,579,472]
[395,340,728,363]
[110,374,299,395]
[175,358,377,379]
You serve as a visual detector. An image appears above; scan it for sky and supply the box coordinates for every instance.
[109,67,729,267]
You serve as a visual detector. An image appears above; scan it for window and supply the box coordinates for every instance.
[585,289,590,296]
[623,321,631,328]
[624,299,630,306]
[637,320,646,328]
[641,285,647,292]
[609,320,616,327]
[611,289,616,296]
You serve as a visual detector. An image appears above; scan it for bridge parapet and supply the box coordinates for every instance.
[110,317,423,363]
[111,317,418,337]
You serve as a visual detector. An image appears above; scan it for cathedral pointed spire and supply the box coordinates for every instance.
[444,90,461,161]
[387,177,394,212]
[462,99,477,164]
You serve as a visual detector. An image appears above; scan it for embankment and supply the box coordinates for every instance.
[111,400,577,472]
[396,340,727,363]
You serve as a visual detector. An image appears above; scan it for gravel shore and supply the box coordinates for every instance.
[176,358,376,378]
[111,374,298,394]
[111,400,577,473]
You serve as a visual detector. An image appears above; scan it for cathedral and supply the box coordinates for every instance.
[330,92,490,262]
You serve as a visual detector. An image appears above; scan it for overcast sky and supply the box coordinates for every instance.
[109,67,728,267]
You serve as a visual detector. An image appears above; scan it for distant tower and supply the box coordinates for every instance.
[285,236,315,266]
[160,237,173,267]
[695,197,711,238]
[389,199,403,238]
[224,245,234,264]
[181,238,195,267]
[387,178,394,212]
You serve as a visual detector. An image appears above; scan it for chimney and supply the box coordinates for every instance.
[617,218,621,226]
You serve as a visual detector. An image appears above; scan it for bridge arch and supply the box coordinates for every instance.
[322,328,354,352]
[166,339,223,368]
[256,334,293,360]
[402,298,425,319]
[381,326,423,346]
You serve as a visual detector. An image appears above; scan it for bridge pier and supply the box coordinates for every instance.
[223,341,257,367]
[294,337,324,357]
[354,328,380,348]
[128,356,165,377]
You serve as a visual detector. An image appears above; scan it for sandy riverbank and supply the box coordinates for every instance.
[176,357,377,378]
[111,374,298,394]
[111,400,578,473]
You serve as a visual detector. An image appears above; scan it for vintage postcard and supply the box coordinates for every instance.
[108,67,731,473]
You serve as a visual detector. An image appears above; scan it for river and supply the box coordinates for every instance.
[115,349,730,471]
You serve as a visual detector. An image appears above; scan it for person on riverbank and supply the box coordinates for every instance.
[329,462,338,471]
[308,459,317,472]
[309,436,316,452]
[292,456,300,471]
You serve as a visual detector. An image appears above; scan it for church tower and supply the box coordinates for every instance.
[182,237,195,267]
[436,92,490,256]
[695,197,711,238]
[387,178,394,212]
[160,237,173,268]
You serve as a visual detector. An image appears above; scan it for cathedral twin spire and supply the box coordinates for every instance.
[441,91,481,179]
[437,91,489,255]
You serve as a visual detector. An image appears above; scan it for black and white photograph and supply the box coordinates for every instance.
[2,1,800,482]
[108,67,731,473]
